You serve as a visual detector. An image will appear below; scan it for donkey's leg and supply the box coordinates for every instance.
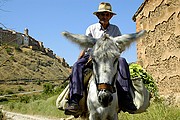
[113,113,118,120]
[89,113,100,120]
[89,114,93,120]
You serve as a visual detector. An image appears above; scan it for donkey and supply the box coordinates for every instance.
[61,30,146,120]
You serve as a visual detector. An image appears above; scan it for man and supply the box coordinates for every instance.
[65,2,137,115]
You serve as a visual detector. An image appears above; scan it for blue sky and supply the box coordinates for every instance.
[0,0,144,66]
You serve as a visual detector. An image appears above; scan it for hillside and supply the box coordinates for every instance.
[0,45,70,82]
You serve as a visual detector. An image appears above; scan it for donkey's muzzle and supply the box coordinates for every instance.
[98,90,113,107]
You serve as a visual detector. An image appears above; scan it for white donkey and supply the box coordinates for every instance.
[62,30,146,120]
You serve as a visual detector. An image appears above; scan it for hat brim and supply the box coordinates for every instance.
[93,10,116,15]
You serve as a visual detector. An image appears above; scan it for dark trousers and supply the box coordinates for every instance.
[116,57,130,92]
[69,54,90,99]
[69,56,131,101]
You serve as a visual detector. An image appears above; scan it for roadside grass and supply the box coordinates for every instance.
[3,95,68,119]
[2,95,180,120]
[118,101,180,120]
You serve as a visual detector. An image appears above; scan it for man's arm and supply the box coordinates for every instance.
[78,49,86,60]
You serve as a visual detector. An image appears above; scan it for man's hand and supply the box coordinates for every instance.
[78,50,85,60]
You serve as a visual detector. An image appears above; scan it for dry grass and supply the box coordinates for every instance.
[0,46,70,81]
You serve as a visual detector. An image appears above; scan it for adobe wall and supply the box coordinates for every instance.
[134,0,180,103]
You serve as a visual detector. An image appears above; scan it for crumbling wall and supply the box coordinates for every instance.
[135,0,180,99]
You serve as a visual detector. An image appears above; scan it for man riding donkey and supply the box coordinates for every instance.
[64,2,137,116]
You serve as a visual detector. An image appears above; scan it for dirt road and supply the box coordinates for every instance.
[2,110,76,120]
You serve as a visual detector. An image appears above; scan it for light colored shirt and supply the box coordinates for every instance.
[84,22,121,55]
[85,22,122,39]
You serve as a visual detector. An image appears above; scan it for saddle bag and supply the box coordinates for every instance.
[56,68,92,110]
[130,77,150,114]
[56,84,69,110]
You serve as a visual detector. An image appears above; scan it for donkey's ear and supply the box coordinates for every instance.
[61,31,97,48]
[113,30,146,51]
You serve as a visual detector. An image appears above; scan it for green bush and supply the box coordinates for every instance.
[18,86,25,92]
[129,63,159,99]
[43,83,54,94]
[0,90,3,95]
[19,95,31,103]
[36,80,41,85]
[0,97,8,102]
[4,89,14,95]
[5,47,13,55]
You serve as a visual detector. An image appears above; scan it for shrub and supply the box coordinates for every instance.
[18,86,25,91]
[43,83,54,94]
[4,89,14,95]
[0,97,8,102]
[19,95,31,103]
[36,80,41,85]
[0,90,3,95]
[5,47,13,55]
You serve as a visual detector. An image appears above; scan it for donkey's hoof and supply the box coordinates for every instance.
[74,115,79,118]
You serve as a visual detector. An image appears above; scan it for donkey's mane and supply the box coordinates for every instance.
[92,36,120,60]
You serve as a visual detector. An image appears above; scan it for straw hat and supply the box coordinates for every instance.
[93,2,116,15]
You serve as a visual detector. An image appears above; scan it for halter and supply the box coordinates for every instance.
[97,83,116,93]
[92,56,119,94]
[94,70,117,93]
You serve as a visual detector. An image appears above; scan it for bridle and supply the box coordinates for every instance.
[97,83,116,93]
[93,62,119,94]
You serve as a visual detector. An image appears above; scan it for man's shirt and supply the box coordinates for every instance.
[85,22,121,38]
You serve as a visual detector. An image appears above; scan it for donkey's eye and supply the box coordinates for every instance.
[92,58,96,64]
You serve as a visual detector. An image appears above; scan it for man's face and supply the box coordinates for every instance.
[96,12,113,24]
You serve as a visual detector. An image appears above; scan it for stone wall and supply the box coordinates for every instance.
[0,28,17,45]
[133,0,180,101]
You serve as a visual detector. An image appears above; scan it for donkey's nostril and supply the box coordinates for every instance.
[109,95,113,103]
[98,96,102,102]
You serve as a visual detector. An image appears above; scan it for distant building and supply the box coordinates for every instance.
[0,27,70,68]
[0,28,43,50]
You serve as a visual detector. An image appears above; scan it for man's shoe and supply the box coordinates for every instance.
[122,101,137,113]
[64,103,82,116]
[121,92,137,113]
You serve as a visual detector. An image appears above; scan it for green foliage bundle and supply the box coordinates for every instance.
[129,63,159,99]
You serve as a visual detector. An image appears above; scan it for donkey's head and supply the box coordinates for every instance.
[62,30,146,107]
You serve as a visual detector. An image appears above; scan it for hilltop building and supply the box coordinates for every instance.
[0,27,70,68]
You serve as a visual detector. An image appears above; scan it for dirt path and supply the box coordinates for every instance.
[2,110,76,120]
[0,90,43,98]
